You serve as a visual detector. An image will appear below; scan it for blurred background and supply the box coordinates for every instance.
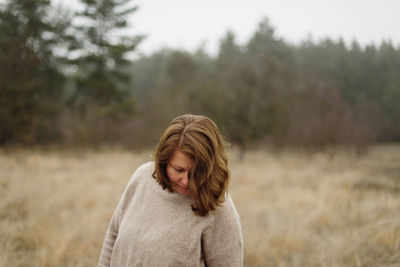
[1,0,399,266]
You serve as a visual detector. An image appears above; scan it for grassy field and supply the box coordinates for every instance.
[1,145,400,266]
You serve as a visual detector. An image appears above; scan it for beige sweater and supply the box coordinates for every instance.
[98,162,243,267]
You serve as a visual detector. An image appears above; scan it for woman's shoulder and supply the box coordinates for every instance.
[126,161,155,186]
[210,193,241,224]
[135,161,155,175]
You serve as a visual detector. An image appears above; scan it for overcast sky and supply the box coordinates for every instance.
[130,0,400,55]
[53,0,400,56]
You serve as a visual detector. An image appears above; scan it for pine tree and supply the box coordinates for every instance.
[72,0,144,118]
[0,0,70,144]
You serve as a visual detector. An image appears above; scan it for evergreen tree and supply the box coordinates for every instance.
[0,0,70,144]
[72,0,143,118]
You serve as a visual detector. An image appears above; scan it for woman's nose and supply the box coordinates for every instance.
[180,172,189,187]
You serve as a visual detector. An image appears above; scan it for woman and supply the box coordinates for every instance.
[98,114,243,267]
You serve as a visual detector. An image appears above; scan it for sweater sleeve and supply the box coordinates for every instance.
[98,206,120,267]
[202,194,244,267]
[98,162,150,267]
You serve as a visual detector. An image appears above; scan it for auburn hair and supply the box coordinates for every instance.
[152,114,230,217]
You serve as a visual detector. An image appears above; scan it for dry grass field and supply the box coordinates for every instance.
[1,145,400,266]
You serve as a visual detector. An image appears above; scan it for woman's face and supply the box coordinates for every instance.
[166,149,193,195]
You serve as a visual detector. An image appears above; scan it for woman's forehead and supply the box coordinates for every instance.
[169,149,193,169]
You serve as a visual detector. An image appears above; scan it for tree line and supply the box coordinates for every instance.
[1,0,399,152]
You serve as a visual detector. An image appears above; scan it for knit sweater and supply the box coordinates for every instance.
[98,162,243,267]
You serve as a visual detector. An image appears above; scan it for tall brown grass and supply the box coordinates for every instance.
[1,145,399,266]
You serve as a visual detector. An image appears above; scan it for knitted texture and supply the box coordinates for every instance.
[98,162,243,267]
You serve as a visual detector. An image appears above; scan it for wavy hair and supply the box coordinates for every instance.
[152,114,230,217]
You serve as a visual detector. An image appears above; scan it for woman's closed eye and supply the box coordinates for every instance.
[174,167,184,173]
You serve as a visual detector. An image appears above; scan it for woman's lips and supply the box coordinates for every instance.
[180,186,190,193]
[180,184,189,190]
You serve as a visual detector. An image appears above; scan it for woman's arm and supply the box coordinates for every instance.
[98,163,148,267]
[202,194,243,267]
[98,208,120,267]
